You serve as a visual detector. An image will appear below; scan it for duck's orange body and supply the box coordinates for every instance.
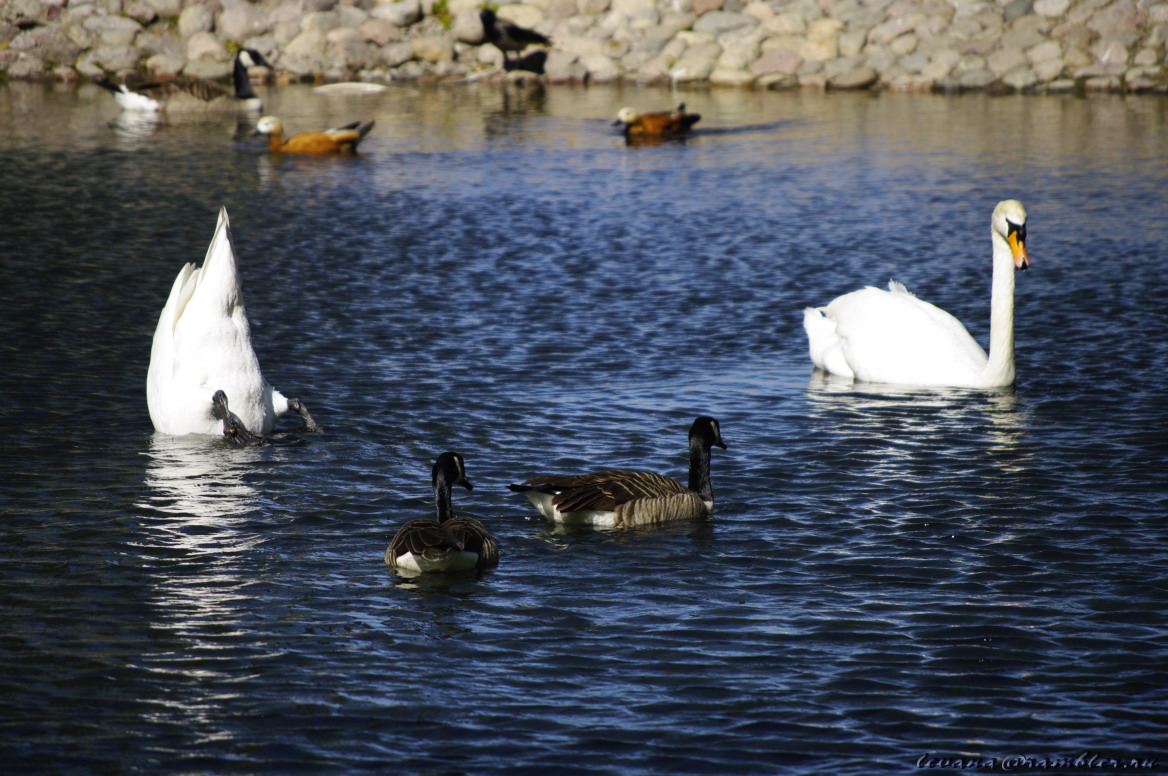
[614,104,701,136]
[254,116,374,154]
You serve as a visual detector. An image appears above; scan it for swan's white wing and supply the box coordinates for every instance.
[817,284,988,386]
[147,263,204,434]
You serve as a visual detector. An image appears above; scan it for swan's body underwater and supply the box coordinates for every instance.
[147,207,318,438]
[802,199,1030,388]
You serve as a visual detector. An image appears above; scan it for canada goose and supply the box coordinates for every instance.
[613,103,702,136]
[803,200,1030,387]
[509,416,727,529]
[147,207,320,437]
[252,116,375,154]
[479,8,551,66]
[386,452,499,575]
[96,48,271,113]
[211,390,264,446]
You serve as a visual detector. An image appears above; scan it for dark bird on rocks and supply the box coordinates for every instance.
[480,8,552,69]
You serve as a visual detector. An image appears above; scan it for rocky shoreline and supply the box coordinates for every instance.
[1,0,1166,92]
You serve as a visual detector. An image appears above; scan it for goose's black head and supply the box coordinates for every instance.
[433,451,473,492]
[690,416,727,451]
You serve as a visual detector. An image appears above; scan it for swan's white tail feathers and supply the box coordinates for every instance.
[194,207,244,314]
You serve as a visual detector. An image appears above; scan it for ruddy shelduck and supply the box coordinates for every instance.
[253,116,375,154]
[613,103,702,136]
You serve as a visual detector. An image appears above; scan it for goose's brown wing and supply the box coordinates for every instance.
[388,518,463,560]
[520,469,686,512]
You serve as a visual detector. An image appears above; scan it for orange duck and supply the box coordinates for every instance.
[613,104,701,136]
[253,116,374,154]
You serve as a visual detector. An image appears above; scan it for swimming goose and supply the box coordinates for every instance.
[96,48,270,113]
[252,116,375,154]
[613,104,702,136]
[386,452,499,575]
[509,416,727,529]
[147,207,320,437]
[802,199,1030,388]
[480,8,551,66]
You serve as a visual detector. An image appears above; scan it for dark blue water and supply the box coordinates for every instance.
[1,82,1165,774]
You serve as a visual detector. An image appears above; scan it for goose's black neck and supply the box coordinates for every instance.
[233,55,258,100]
[687,434,715,502]
[434,470,455,524]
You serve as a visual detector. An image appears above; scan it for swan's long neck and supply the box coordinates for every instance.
[687,436,714,502]
[981,229,1017,387]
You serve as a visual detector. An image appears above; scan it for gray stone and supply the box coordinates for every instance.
[750,47,801,75]
[360,18,401,45]
[1004,0,1032,23]
[828,64,877,88]
[144,0,182,17]
[412,34,453,61]
[145,52,184,75]
[579,51,620,80]
[84,15,143,47]
[709,65,755,84]
[186,31,227,61]
[381,41,415,67]
[7,51,45,78]
[578,0,610,15]
[693,10,753,35]
[452,8,483,43]
[673,41,722,80]
[957,67,996,86]
[1003,66,1038,88]
[87,44,141,72]
[282,29,328,75]
[183,59,233,78]
[220,5,272,40]
[374,0,423,27]
[2,0,44,25]
[178,4,213,37]
[301,11,341,34]
[988,47,1027,75]
[1034,0,1070,15]
[125,0,157,24]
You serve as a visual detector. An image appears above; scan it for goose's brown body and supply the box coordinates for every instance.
[509,417,727,529]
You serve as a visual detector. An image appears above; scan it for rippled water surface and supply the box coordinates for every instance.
[1,81,1166,774]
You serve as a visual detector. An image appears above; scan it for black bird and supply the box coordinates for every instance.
[480,8,552,68]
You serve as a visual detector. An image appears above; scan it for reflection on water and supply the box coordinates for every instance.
[138,433,265,553]
[805,369,1030,472]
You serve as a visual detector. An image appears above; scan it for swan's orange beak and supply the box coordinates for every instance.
[1008,230,1029,271]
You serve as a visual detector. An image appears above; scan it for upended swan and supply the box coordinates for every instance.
[508,416,727,529]
[385,452,499,576]
[802,199,1030,388]
[147,207,319,437]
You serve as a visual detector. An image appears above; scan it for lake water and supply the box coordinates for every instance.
[1,80,1165,774]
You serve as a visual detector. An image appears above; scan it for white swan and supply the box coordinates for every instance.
[147,207,318,437]
[802,199,1030,388]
